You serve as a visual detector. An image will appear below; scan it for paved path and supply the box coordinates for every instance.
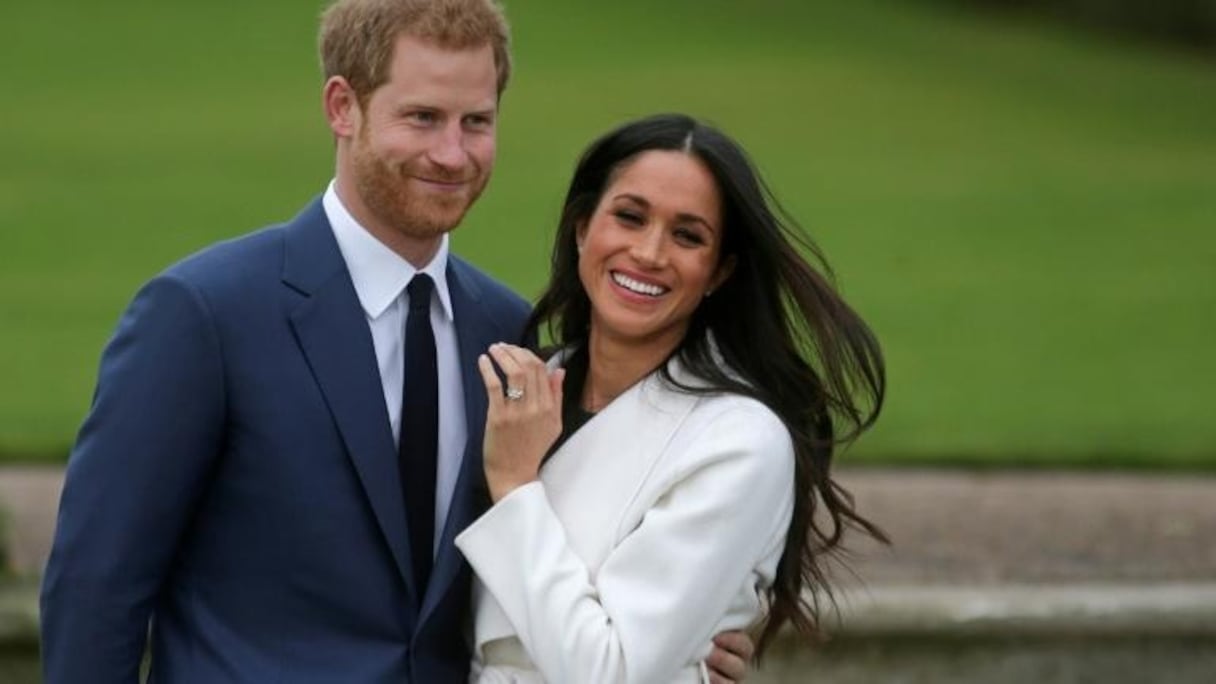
[833,468,1216,586]
[5,465,1216,684]
[0,467,62,578]
[3,465,1214,584]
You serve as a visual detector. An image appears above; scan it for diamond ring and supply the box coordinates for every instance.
[505,387,525,401]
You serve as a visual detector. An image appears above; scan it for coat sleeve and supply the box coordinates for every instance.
[455,402,795,684]
[40,274,226,684]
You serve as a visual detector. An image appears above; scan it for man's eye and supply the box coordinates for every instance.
[407,111,436,124]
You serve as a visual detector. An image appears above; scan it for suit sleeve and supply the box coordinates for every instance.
[40,274,226,684]
[455,403,795,684]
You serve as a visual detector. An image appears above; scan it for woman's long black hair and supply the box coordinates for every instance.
[526,113,888,655]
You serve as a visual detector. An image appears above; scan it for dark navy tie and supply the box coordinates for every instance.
[400,273,437,594]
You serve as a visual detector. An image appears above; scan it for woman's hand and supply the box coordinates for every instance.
[707,631,755,683]
[477,343,565,503]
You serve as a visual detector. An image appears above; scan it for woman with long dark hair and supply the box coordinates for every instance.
[456,113,886,682]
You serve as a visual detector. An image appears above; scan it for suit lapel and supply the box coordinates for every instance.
[282,201,419,608]
[420,260,495,623]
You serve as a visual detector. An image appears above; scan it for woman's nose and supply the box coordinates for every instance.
[629,228,667,267]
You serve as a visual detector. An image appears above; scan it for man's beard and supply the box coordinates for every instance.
[352,140,487,241]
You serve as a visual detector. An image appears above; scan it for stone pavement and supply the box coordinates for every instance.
[3,465,1216,587]
[3,465,1215,681]
[832,468,1216,586]
[8,466,1212,583]
[0,467,62,578]
[2,462,1216,637]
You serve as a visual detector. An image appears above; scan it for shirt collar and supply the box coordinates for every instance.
[323,180,454,321]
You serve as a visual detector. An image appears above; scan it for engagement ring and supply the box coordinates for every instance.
[505,387,525,401]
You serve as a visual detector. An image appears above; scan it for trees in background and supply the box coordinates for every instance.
[938,0,1215,52]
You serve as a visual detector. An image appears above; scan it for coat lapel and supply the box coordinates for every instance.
[281,200,419,608]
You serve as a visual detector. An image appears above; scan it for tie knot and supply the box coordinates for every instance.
[407,274,434,313]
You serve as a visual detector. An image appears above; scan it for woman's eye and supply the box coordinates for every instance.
[613,210,643,225]
[674,228,706,245]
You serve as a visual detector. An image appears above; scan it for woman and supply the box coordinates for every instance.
[455,114,886,683]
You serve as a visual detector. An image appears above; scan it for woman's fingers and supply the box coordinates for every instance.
[706,631,752,683]
[477,353,504,410]
[549,368,565,408]
[479,344,564,503]
[489,343,556,408]
[487,343,529,404]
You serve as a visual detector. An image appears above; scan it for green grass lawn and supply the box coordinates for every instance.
[2,0,1214,466]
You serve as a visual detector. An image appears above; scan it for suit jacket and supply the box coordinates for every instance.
[455,354,795,684]
[40,198,530,683]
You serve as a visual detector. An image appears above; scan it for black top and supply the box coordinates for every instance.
[545,346,596,463]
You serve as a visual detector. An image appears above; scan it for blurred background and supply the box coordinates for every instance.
[3,0,1213,467]
[1,0,1213,681]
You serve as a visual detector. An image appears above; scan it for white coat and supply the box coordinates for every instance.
[455,354,796,683]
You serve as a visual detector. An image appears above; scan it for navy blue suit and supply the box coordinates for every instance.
[40,198,530,683]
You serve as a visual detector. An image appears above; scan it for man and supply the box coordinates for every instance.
[41,1,752,681]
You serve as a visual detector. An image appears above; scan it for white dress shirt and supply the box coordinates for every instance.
[323,181,467,558]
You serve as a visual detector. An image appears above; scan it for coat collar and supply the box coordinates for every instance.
[322,182,455,321]
[282,199,421,607]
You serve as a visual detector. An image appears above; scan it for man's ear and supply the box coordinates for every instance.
[323,76,361,139]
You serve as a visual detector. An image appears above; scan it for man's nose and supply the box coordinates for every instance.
[427,122,469,170]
